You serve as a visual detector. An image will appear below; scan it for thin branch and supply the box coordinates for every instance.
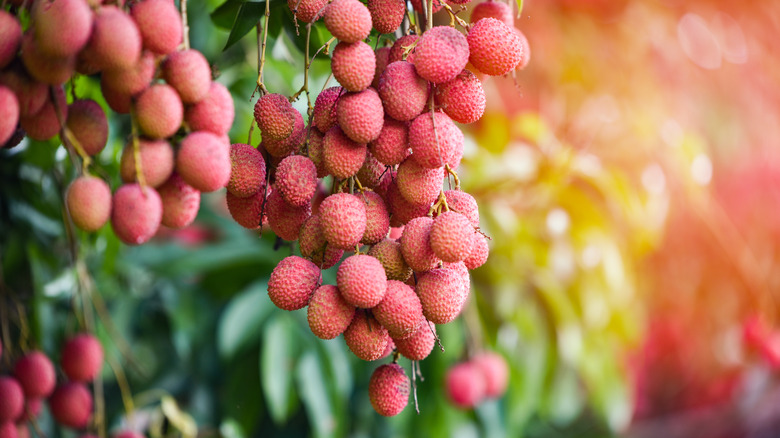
[180,0,190,50]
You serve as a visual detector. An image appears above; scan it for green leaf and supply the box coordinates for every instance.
[211,0,243,29]
[223,1,267,51]
[217,281,272,359]
[260,314,297,424]
[295,352,336,438]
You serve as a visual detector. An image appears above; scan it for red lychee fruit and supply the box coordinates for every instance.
[19,32,75,86]
[416,267,465,324]
[19,86,67,141]
[276,155,318,207]
[227,143,266,198]
[0,66,48,118]
[66,100,108,156]
[430,211,475,262]
[331,41,375,92]
[515,28,531,71]
[343,311,389,361]
[445,362,486,409]
[131,0,183,55]
[113,431,145,438]
[373,280,423,338]
[443,261,470,304]
[268,255,320,311]
[378,61,429,122]
[79,6,142,72]
[157,173,200,229]
[399,216,439,272]
[323,126,367,179]
[369,117,408,166]
[307,285,356,339]
[470,0,513,27]
[306,129,328,178]
[0,377,24,423]
[18,397,42,422]
[298,215,344,269]
[372,46,391,89]
[0,12,22,70]
[467,18,522,76]
[111,184,162,245]
[434,69,485,124]
[361,191,390,245]
[464,234,489,269]
[356,151,386,189]
[135,84,183,139]
[472,352,509,398]
[254,93,296,141]
[368,239,412,281]
[414,26,469,84]
[0,422,18,438]
[367,0,405,34]
[386,179,430,227]
[120,139,175,188]
[266,189,311,240]
[176,131,231,192]
[66,176,112,232]
[262,109,304,158]
[32,0,93,57]
[337,88,384,143]
[323,0,372,43]
[48,383,92,429]
[394,318,436,360]
[388,34,419,64]
[319,193,367,250]
[312,86,342,133]
[287,0,329,23]
[185,81,234,136]
[396,158,444,205]
[13,351,56,398]
[61,334,103,382]
[101,50,155,97]
[337,254,387,308]
[163,49,212,104]
[0,87,19,146]
[226,190,265,229]
[409,111,463,168]
[369,363,410,416]
[444,190,479,226]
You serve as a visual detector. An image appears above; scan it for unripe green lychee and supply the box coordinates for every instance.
[185,81,235,136]
[307,285,355,339]
[323,126,367,179]
[388,34,418,64]
[372,46,391,89]
[48,383,93,429]
[79,6,142,72]
[162,49,212,104]
[394,318,436,360]
[32,0,93,57]
[66,176,112,232]
[434,69,485,124]
[323,0,372,43]
[287,0,329,23]
[343,311,389,361]
[368,363,410,416]
[445,362,486,409]
[226,190,265,229]
[319,193,367,250]
[416,267,465,324]
[378,61,429,122]
[0,377,24,423]
[337,254,387,308]
[276,155,318,207]
[61,334,103,382]
[399,216,440,272]
[409,111,463,168]
[396,158,444,205]
[414,26,469,84]
[0,12,22,70]
[367,0,405,34]
[267,255,320,311]
[135,84,183,139]
[20,32,75,85]
[361,191,390,245]
[266,189,311,240]
[312,86,342,133]
[373,280,423,338]
[470,0,513,27]
[66,100,108,156]
[101,50,155,97]
[227,143,266,198]
[368,239,412,281]
[157,173,200,229]
[111,184,162,245]
[13,351,56,398]
[0,86,19,146]
[430,211,475,262]
[176,131,231,192]
[131,0,182,55]
[254,93,297,141]
[369,117,409,166]
[120,139,175,188]
[331,41,375,92]
[464,233,489,269]
[472,352,509,398]
[19,86,67,141]
[299,214,344,269]
[467,18,522,76]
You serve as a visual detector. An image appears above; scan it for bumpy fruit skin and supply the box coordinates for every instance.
[263,109,304,157]
[131,0,183,55]
[0,377,24,422]
[368,240,412,281]
[443,261,470,304]
[331,42,375,93]
[323,126,366,179]
[66,100,108,156]
[324,0,372,43]
[176,132,231,192]
[32,0,93,57]
[467,18,522,76]
[369,364,410,416]
[337,254,387,308]
[472,352,509,398]
[13,351,56,398]
[388,181,430,227]
[266,189,311,240]
[430,211,474,262]
[0,12,22,70]
[80,6,141,71]
[227,144,265,198]
[444,190,479,226]
[414,26,470,84]
[378,61,429,122]
[0,67,48,118]
[343,311,389,361]
[307,285,355,339]
[66,176,112,232]
[388,35,418,64]
[101,78,131,114]
[434,69,485,124]
[399,217,439,272]
[409,112,463,169]
[306,130,328,178]
[61,334,103,382]
[20,86,67,141]
[226,191,264,229]
[361,191,391,245]
[299,215,344,269]
[445,362,486,409]
[470,0,513,26]
[120,139,175,188]
[19,32,75,86]
[369,118,409,166]
[276,155,318,207]
[254,93,296,140]
[312,86,342,133]
[337,88,384,143]
[268,256,320,311]
[319,193,367,250]
[163,49,212,104]
[464,234,489,269]
[48,383,93,429]
[111,184,163,245]
[373,280,423,338]
[367,0,405,34]
[394,318,436,360]
[185,82,234,136]
[0,87,19,147]
[157,173,200,229]
[356,151,385,189]
[515,28,531,71]
[101,50,156,97]
[372,46,391,89]
[396,158,444,206]
[135,84,183,139]
[416,268,465,324]
[287,0,328,23]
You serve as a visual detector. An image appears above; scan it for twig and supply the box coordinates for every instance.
[129,107,148,191]
[180,0,190,50]
[255,3,271,96]
[107,354,136,415]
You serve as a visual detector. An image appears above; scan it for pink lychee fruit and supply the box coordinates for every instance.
[267,255,320,311]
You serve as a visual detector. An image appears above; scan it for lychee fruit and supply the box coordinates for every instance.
[32,0,93,57]
[323,0,372,43]
[472,352,509,398]
[470,0,513,27]
[515,28,531,71]
[0,87,19,146]
[266,189,311,240]
[312,86,342,133]
[0,66,48,117]
[356,151,386,189]
[394,318,436,360]
[416,267,465,324]
[157,173,200,229]
[319,193,367,250]
[338,88,384,143]
[0,12,22,70]
[66,100,108,156]
[176,131,231,192]
[0,422,18,438]
[396,158,444,205]
[13,351,56,398]
[306,129,328,178]
[263,109,304,158]
[79,6,142,72]
[323,126,367,179]
[19,86,67,141]
[368,363,410,416]
[185,81,235,136]
[360,191,390,245]
[413,26,469,84]
[467,18,522,76]
[445,362,486,408]
[298,214,344,269]
[369,117,409,166]
[372,280,423,338]
[399,216,439,272]
[101,50,155,97]
[307,285,356,339]
[131,0,183,55]
[343,311,389,361]
[337,254,387,308]
[464,234,489,269]
[372,46,391,89]
[113,432,145,438]
[267,255,321,311]
[61,334,103,382]
[111,184,162,245]
[18,397,43,423]
[434,69,485,124]
[120,139,175,188]
[444,190,479,226]
[19,32,75,85]
[386,179,430,227]
[227,143,266,198]
[331,41,375,92]
[226,190,265,229]
[66,176,112,232]
[368,239,412,281]
[163,49,212,104]
[276,155,318,207]
[430,211,474,262]
[367,0,405,34]
[378,61,429,122]
[443,261,470,304]
[409,111,463,168]
[287,0,329,23]
[254,93,297,141]
[0,377,24,423]
[135,84,183,139]
[388,34,419,64]
[48,382,93,429]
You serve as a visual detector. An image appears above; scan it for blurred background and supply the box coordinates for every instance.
[2,0,780,437]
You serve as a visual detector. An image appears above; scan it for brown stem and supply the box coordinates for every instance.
[180,0,190,50]
[255,2,271,96]
[129,108,148,191]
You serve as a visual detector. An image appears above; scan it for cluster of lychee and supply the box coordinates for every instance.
[0,334,104,438]
[0,0,234,245]
[221,0,528,417]
[445,351,509,409]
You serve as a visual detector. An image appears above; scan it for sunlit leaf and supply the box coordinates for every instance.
[260,314,298,424]
[295,352,336,438]
[217,281,272,359]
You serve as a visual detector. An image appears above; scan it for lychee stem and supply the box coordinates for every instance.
[106,355,136,415]
[444,163,460,190]
[180,0,190,50]
[255,1,271,96]
[411,361,420,414]
[52,87,91,174]
[441,4,468,29]
[128,108,149,192]
[426,0,434,30]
